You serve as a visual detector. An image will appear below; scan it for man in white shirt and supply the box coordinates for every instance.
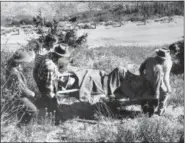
[139,48,172,115]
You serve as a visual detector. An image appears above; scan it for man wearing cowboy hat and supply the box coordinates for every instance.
[5,49,38,127]
[30,36,58,88]
[139,47,172,115]
[37,44,71,125]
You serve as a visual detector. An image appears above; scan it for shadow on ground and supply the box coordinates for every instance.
[35,98,143,123]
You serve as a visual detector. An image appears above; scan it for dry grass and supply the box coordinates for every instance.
[1,44,184,142]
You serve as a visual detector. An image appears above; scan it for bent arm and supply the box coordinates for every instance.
[8,73,35,98]
[21,86,35,98]
[152,67,163,98]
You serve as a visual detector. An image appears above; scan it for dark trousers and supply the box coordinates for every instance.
[17,97,38,125]
[41,96,60,125]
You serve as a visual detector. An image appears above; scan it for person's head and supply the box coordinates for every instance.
[58,71,79,90]
[51,44,71,66]
[155,48,171,64]
[7,57,21,70]
[7,49,35,70]
[57,57,71,73]
[27,39,42,54]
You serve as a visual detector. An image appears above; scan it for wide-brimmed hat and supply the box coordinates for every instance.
[12,49,35,63]
[155,48,171,60]
[53,44,70,58]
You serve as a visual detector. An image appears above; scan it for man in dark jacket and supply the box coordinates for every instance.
[5,49,38,127]
[36,44,71,125]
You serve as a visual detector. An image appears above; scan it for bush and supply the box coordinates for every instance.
[76,2,184,23]
[169,40,184,75]
[1,42,184,142]
[94,13,113,23]
[138,115,183,142]
[20,18,34,25]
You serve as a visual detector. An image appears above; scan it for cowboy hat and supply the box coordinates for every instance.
[12,48,35,63]
[155,48,171,60]
[53,44,70,58]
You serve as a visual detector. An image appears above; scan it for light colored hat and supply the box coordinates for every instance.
[8,49,35,65]
[53,44,70,58]
[155,48,171,60]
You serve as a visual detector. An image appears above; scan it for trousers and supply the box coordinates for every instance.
[17,97,38,125]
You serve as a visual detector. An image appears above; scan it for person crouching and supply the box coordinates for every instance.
[5,49,38,127]
[139,48,172,115]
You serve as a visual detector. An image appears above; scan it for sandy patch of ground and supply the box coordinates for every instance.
[78,16,184,48]
[1,16,183,52]
[1,27,40,52]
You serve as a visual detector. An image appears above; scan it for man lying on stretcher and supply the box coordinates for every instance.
[58,48,172,116]
[58,67,156,106]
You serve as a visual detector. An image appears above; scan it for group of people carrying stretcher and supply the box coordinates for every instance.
[4,34,173,126]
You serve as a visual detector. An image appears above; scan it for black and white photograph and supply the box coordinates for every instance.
[1,1,184,142]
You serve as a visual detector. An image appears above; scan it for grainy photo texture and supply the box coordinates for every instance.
[1,1,184,142]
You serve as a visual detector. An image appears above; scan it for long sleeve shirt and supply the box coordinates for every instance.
[163,58,172,92]
[6,68,34,99]
[37,54,61,98]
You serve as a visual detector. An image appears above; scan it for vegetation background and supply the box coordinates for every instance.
[1,1,184,25]
[1,1,184,142]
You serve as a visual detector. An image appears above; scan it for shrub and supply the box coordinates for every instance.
[77,2,184,23]
[138,115,183,142]
[20,18,34,25]
[1,44,183,142]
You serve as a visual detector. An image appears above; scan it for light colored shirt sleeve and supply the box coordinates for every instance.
[163,59,172,92]
[152,66,163,98]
